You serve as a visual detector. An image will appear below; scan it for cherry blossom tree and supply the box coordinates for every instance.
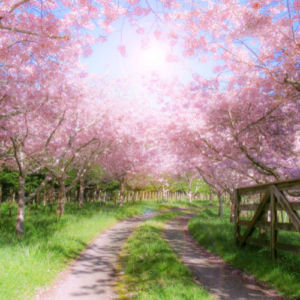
[148,70,300,180]
[175,170,203,203]
[0,88,72,235]
[2,0,300,234]
[144,70,300,218]
[146,150,179,203]
[2,71,128,234]
[99,108,151,206]
[34,93,120,216]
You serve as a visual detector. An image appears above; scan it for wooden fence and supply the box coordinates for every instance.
[234,178,300,260]
[0,188,212,207]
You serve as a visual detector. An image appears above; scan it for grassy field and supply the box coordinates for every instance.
[117,211,215,300]
[0,199,213,300]
[188,207,300,299]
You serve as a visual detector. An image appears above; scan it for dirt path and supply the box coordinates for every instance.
[36,211,159,300]
[36,207,201,300]
[164,213,285,300]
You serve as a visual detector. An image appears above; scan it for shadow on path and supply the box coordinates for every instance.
[37,208,201,300]
[164,213,285,300]
[37,213,157,300]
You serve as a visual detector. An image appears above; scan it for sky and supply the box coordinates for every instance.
[81,1,216,107]
[83,21,215,82]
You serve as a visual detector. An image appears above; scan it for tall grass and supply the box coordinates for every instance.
[117,211,215,300]
[0,199,210,300]
[188,208,300,299]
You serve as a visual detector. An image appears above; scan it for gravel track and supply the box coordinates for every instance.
[164,213,285,300]
[36,207,200,300]
[37,211,158,300]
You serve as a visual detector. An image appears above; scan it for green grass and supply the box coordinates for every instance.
[188,208,300,299]
[117,211,215,300]
[0,199,212,300]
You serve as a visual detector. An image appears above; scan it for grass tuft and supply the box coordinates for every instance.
[117,211,215,300]
[0,200,211,300]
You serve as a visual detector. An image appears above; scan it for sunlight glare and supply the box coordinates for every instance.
[118,26,189,81]
[140,41,168,71]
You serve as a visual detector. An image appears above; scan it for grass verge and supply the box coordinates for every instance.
[0,200,213,300]
[188,208,300,299]
[117,211,215,300]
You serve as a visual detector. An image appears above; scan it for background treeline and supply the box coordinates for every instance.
[0,167,211,204]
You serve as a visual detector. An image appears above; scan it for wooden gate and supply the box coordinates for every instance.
[234,178,300,260]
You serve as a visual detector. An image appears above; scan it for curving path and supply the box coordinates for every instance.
[164,213,286,300]
[36,208,199,300]
[36,211,159,300]
[36,209,285,300]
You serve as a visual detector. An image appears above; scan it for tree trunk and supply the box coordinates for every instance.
[188,191,192,203]
[16,171,26,236]
[75,190,78,203]
[57,176,66,215]
[162,190,166,203]
[35,194,39,214]
[79,177,85,209]
[119,178,125,206]
[98,190,102,205]
[229,193,235,223]
[209,187,212,203]
[50,186,54,213]
[218,193,223,217]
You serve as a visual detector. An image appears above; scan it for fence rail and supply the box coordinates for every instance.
[234,178,300,260]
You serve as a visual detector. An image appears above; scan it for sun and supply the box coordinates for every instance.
[118,29,187,80]
[139,41,168,70]
[144,46,163,66]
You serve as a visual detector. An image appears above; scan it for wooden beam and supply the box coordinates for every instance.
[237,188,268,196]
[274,202,300,211]
[277,181,300,192]
[239,204,260,211]
[239,202,300,212]
[238,236,270,248]
[285,202,300,211]
[237,177,300,196]
[238,220,270,231]
[234,190,240,246]
[238,220,297,232]
[238,238,300,254]
[275,242,300,255]
[270,186,278,260]
[276,222,297,232]
[239,188,270,247]
[273,187,300,233]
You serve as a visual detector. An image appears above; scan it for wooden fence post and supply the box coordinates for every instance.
[234,189,240,246]
[234,179,300,258]
[270,185,278,260]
